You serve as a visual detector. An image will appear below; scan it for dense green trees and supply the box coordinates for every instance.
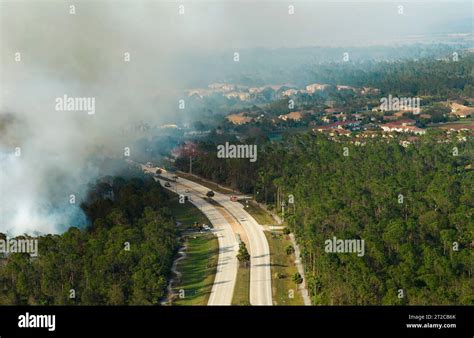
[181,131,473,305]
[268,134,473,304]
[261,133,472,305]
[0,176,178,305]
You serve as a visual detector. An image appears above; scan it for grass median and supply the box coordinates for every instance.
[177,172,234,195]
[265,231,305,305]
[239,200,274,225]
[166,191,210,230]
[231,263,251,305]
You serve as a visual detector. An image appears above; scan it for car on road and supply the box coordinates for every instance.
[164,182,171,187]
[203,225,211,231]
[239,217,246,222]
[206,190,215,198]
[230,195,238,202]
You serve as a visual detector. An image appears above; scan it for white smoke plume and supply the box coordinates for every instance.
[0,1,185,235]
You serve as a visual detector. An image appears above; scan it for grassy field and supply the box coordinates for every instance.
[173,233,219,305]
[239,200,274,225]
[166,191,210,229]
[166,189,218,305]
[265,231,304,305]
[231,264,251,305]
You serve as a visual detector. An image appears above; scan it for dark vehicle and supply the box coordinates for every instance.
[206,190,215,198]
[164,182,171,187]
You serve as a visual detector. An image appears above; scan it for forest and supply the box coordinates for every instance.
[0,174,178,305]
[178,132,473,304]
[303,55,474,98]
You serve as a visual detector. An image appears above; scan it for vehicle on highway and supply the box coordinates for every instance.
[203,225,211,231]
[230,195,238,202]
[164,182,171,187]
[206,190,215,198]
[239,217,246,222]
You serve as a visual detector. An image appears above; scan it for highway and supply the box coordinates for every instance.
[216,196,273,305]
[144,167,238,305]
[157,170,273,306]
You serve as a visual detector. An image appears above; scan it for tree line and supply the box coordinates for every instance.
[178,132,473,304]
[0,174,179,305]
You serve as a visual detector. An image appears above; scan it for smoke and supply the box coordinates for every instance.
[0,1,185,235]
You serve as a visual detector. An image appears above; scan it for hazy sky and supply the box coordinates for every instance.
[1,1,472,51]
[172,0,473,48]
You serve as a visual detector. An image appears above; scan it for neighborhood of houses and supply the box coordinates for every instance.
[159,82,473,164]
[187,82,380,101]
[177,81,474,147]
[211,81,473,140]
[226,100,472,132]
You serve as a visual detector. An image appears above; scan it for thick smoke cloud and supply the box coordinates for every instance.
[0,2,185,235]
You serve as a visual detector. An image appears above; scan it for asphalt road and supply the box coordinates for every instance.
[214,195,273,306]
[151,172,238,305]
[157,171,272,306]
